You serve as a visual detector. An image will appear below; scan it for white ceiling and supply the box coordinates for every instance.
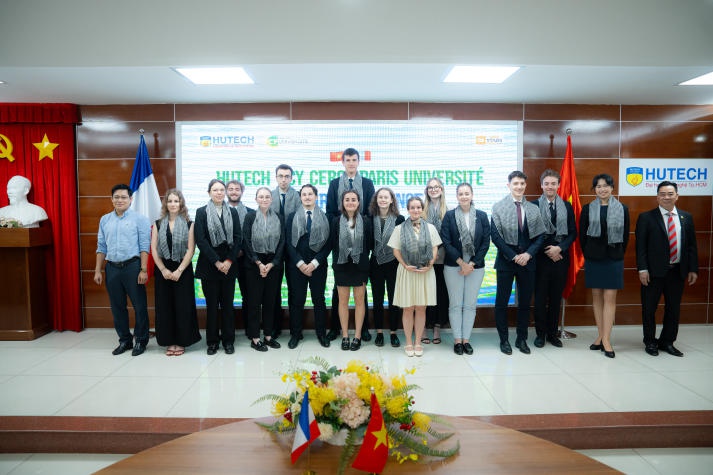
[1,0,713,106]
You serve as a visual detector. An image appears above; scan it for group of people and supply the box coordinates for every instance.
[94,148,698,361]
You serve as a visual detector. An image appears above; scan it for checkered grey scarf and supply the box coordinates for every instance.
[206,201,233,247]
[291,206,329,252]
[231,202,248,228]
[587,196,625,245]
[492,196,546,246]
[337,173,364,213]
[157,216,189,261]
[455,206,478,257]
[425,200,443,232]
[373,214,397,264]
[337,214,364,264]
[270,187,300,217]
[538,195,569,240]
[400,218,433,267]
[251,209,282,253]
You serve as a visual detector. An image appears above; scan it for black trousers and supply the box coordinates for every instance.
[105,258,149,344]
[245,263,283,339]
[370,259,400,331]
[272,262,289,334]
[201,277,236,347]
[534,253,569,338]
[426,263,449,328]
[641,265,685,345]
[288,264,328,337]
[494,264,535,342]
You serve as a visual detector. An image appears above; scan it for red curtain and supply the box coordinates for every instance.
[0,103,82,331]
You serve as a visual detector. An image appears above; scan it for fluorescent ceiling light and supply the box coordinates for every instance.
[443,66,520,84]
[678,71,713,86]
[174,67,254,85]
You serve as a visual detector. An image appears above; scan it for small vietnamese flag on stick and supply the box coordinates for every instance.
[352,391,388,474]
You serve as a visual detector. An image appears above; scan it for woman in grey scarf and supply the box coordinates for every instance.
[243,187,285,352]
[388,197,442,357]
[422,177,449,345]
[150,189,201,356]
[194,179,242,356]
[579,174,630,358]
[330,190,373,351]
[368,188,405,348]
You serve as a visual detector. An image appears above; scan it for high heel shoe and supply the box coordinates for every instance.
[589,342,603,351]
[604,349,615,358]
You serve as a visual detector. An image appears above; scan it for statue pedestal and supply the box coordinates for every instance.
[0,225,52,340]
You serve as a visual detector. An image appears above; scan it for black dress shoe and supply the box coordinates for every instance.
[361,329,372,342]
[390,333,400,347]
[264,338,281,349]
[350,338,361,351]
[515,339,531,355]
[645,343,659,356]
[112,341,133,355]
[463,342,474,355]
[288,335,300,349]
[454,343,464,355]
[500,341,512,355]
[318,335,331,348]
[224,344,235,354]
[589,343,604,351]
[604,350,616,358]
[327,329,340,341]
[534,336,545,348]
[547,335,563,348]
[131,341,147,356]
[341,337,350,351]
[251,340,267,352]
[659,343,683,357]
[207,344,219,355]
[374,333,384,347]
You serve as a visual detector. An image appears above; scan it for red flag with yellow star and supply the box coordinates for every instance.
[558,135,584,299]
[352,393,388,473]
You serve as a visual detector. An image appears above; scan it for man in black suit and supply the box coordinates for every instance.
[532,169,577,349]
[325,148,375,342]
[636,181,698,357]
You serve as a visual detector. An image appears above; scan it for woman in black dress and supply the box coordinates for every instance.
[243,186,285,352]
[151,188,201,356]
[194,179,242,355]
[368,187,404,348]
[579,174,630,358]
[331,190,373,351]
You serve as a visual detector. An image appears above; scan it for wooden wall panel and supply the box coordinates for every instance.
[77,158,176,197]
[523,121,620,159]
[525,104,620,121]
[80,104,175,122]
[291,102,408,120]
[82,271,155,309]
[175,103,291,121]
[77,124,176,159]
[625,196,713,232]
[409,103,522,120]
[621,105,713,122]
[621,122,713,158]
[522,158,618,196]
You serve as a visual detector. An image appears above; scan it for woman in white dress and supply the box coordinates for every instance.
[388,197,441,357]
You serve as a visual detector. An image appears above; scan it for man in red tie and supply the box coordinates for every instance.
[636,181,698,357]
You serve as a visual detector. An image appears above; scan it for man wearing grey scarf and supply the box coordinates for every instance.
[491,171,546,356]
[269,164,300,339]
[325,148,376,342]
[531,170,577,349]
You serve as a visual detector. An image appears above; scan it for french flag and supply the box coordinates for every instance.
[291,390,321,464]
[129,134,162,276]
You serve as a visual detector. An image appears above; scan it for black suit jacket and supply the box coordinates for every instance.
[636,208,698,279]
[579,203,630,261]
[326,175,375,220]
[242,211,285,267]
[194,205,242,280]
[530,198,577,254]
[330,215,374,273]
[441,208,491,268]
[285,210,332,268]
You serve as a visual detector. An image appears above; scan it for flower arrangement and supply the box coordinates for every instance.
[0,217,22,228]
[254,356,459,474]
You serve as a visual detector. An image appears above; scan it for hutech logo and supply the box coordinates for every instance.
[626,167,643,186]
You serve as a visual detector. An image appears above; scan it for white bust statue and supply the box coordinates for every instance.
[0,175,49,228]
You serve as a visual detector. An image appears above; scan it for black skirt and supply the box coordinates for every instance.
[333,261,369,287]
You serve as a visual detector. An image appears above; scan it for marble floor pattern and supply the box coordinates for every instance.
[0,324,711,474]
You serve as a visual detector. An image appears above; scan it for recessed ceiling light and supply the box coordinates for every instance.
[0,80,6,85]
[678,71,713,86]
[173,67,254,85]
[443,66,520,84]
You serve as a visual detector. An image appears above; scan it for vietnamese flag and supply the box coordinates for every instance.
[558,135,584,299]
[352,393,388,473]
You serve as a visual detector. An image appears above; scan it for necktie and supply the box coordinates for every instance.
[549,202,556,226]
[515,201,523,232]
[306,210,312,233]
[667,212,677,263]
[348,178,353,190]
[280,193,286,215]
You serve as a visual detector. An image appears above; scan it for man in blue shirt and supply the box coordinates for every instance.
[94,184,152,356]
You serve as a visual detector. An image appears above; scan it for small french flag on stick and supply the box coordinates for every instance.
[291,390,321,464]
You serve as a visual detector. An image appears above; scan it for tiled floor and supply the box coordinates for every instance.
[0,324,712,474]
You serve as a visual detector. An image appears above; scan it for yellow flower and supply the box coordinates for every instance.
[309,386,337,417]
[412,412,431,432]
[273,400,288,417]
[385,394,409,418]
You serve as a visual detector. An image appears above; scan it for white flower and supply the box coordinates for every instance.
[317,423,334,441]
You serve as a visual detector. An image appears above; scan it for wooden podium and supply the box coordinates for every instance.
[0,225,52,340]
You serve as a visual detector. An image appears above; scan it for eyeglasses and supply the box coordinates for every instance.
[427,186,441,191]
[277,174,292,180]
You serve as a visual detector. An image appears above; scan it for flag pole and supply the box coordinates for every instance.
[558,297,577,339]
